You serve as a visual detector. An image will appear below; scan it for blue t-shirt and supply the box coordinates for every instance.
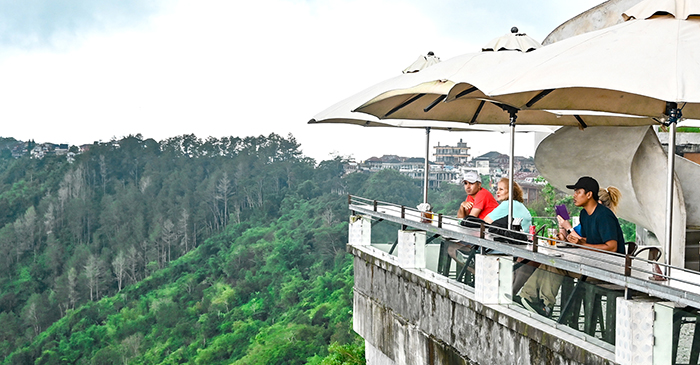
[486,200,532,229]
[579,203,626,254]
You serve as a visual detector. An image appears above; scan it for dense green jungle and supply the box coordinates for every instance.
[0,133,466,365]
[0,133,633,364]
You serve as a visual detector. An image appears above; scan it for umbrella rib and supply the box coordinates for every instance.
[574,115,588,129]
[470,100,486,124]
[525,89,554,107]
[384,93,426,117]
[424,95,447,112]
[454,86,479,99]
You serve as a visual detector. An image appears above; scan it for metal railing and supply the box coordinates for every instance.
[348,195,700,352]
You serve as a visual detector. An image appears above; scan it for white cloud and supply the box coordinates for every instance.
[0,0,608,161]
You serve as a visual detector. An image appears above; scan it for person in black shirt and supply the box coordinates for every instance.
[516,176,625,317]
[563,176,626,254]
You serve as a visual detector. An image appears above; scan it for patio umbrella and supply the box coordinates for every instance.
[482,27,541,52]
[350,29,545,229]
[353,29,660,229]
[310,48,557,207]
[403,51,441,73]
[471,0,700,269]
[309,42,564,208]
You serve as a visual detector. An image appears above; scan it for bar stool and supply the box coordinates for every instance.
[558,278,625,344]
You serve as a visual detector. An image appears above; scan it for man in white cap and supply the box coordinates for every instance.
[446,171,498,266]
[457,171,498,220]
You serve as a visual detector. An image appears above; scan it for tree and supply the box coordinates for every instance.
[125,245,140,284]
[99,154,108,195]
[178,209,190,253]
[67,267,79,311]
[14,206,37,263]
[112,251,126,292]
[160,219,177,263]
[84,254,104,301]
[216,172,233,228]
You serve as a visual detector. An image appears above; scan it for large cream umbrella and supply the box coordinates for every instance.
[309,51,556,206]
[461,0,700,269]
[403,51,441,73]
[308,52,558,203]
[353,29,659,229]
[351,29,545,229]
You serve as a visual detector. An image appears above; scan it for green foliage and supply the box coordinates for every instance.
[355,169,421,207]
[530,177,577,231]
[307,340,365,365]
[0,134,369,364]
[620,219,636,243]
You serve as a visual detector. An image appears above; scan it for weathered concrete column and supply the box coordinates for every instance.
[349,215,371,246]
[475,254,513,305]
[615,299,690,365]
[615,298,655,365]
[652,302,681,365]
[397,230,426,269]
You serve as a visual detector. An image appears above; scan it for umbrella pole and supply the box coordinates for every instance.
[507,113,516,230]
[423,127,430,204]
[664,104,681,274]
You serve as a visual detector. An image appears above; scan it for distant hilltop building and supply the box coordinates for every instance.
[434,139,470,165]
[472,151,536,177]
[656,126,700,165]
[350,147,543,203]
[355,155,459,189]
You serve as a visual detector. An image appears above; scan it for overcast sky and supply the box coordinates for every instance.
[0,0,604,162]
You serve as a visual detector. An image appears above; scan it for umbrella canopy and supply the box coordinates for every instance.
[352,30,538,125]
[310,50,557,133]
[355,31,660,128]
[403,51,441,73]
[470,0,700,270]
[478,0,700,120]
[482,27,541,52]
[308,50,556,206]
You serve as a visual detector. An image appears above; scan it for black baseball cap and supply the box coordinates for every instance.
[566,176,599,200]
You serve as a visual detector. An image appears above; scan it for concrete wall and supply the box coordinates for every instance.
[350,246,615,365]
[543,0,643,45]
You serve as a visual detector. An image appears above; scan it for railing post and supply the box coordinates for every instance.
[401,206,405,219]
[397,230,426,269]
[615,299,656,365]
[475,254,513,305]
[532,235,538,253]
[348,215,371,246]
[373,200,377,212]
[624,255,632,277]
[437,213,442,228]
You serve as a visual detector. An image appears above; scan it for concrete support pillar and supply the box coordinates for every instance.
[475,254,513,305]
[349,215,371,246]
[397,230,426,269]
[653,302,679,365]
[615,298,655,365]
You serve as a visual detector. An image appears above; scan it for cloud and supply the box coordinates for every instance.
[0,0,164,50]
[0,0,608,162]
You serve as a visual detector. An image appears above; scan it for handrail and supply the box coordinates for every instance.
[347,195,700,309]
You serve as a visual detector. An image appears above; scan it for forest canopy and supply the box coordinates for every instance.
[0,133,378,364]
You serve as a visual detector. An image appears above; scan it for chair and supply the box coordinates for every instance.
[437,239,478,287]
[558,277,624,344]
[634,246,662,261]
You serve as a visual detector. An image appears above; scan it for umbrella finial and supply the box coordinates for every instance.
[511,27,519,34]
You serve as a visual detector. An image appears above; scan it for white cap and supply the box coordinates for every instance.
[462,171,480,183]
